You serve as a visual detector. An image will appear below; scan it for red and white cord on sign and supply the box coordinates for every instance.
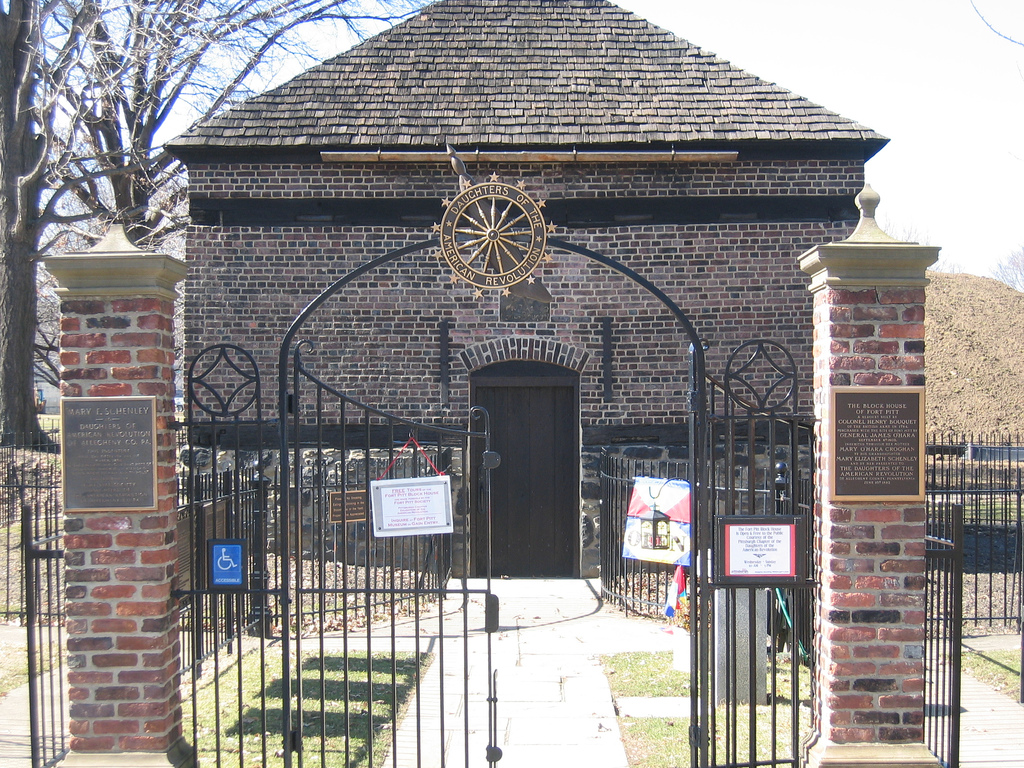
[375,435,445,480]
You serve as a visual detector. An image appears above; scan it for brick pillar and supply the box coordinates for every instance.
[45,226,191,768]
[798,187,942,768]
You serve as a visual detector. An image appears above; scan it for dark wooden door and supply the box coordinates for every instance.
[471,363,579,577]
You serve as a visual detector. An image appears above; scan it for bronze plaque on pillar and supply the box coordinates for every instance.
[61,396,158,511]
[830,386,925,502]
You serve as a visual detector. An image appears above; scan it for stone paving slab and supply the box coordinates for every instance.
[378,578,672,768]
[962,634,1022,653]
[958,673,1024,767]
[0,682,31,768]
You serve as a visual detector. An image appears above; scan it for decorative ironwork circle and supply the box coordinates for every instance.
[723,339,798,414]
[187,344,259,418]
[439,182,547,289]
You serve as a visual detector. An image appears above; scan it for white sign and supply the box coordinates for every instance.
[370,475,453,537]
[724,523,797,578]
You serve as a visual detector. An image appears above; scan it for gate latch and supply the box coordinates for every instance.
[485,593,500,633]
[481,451,501,470]
[689,723,704,747]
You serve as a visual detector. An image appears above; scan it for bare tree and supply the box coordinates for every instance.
[990,248,1024,292]
[971,1,1024,47]
[0,0,49,440]
[35,267,61,389]
[0,0,421,442]
[877,215,932,246]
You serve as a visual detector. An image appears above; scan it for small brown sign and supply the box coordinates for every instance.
[61,396,158,511]
[830,386,925,502]
[329,490,368,524]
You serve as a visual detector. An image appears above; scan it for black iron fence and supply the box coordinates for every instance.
[926,433,1024,632]
[0,431,67,768]
[599,435,814,629]
[924,498,963,768]
[174,421,283,678]
[599,431,1024,633]
[1,433,60,622]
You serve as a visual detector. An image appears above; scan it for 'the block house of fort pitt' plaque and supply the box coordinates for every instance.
[61,396,158,511]
[830,386,925,502]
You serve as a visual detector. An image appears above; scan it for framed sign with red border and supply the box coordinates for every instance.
[714,516,807,585]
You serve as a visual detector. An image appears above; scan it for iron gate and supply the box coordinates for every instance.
[598,339,815,768]
[178,341,501,768]
[923,499,963,768]
[689,341,816,768]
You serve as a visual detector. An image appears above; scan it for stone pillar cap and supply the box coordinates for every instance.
[799,186,940,292]
[44,224,186,299]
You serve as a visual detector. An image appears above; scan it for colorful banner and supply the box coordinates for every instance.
[622,476,691,565]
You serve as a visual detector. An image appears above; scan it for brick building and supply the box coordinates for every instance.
[169,0,885,578]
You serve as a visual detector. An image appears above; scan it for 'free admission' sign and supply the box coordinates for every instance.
[370,476,453,537]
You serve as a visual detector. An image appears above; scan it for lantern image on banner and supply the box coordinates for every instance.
[622,476,691,565]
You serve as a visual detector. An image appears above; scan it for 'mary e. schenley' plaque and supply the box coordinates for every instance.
[830,386,925,502]
[62,396,158,511]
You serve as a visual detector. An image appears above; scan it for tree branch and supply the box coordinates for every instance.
[971,0,1024,47]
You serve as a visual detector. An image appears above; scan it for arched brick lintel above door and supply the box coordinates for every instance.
[461,336,590,375]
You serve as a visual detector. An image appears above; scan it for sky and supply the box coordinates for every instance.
[613,0,1024,278]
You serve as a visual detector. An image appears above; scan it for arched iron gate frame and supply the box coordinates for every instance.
[272,236,711,767]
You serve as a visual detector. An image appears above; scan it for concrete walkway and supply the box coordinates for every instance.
[460,577,675,768]
[0,625,30,768]
[361,577,677,768]
[959,634,1024,768]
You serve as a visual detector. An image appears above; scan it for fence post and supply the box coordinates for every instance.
[44,227,190,767]
[799,187,942,768]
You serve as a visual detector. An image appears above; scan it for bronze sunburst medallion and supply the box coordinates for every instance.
[438,181,549,290]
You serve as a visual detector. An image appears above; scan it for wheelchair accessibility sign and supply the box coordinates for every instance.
[209,539,246,591]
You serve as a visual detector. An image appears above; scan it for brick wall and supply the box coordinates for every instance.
[184,157,863,424]
[799,204,941,767]
[185,159,864,199]
[60,298,176,400]
[812,287,928,745]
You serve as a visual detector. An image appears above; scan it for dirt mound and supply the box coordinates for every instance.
[925,271,1024,435]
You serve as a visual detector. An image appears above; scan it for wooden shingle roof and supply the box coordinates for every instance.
[170,0,885,153]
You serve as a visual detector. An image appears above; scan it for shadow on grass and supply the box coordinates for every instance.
[185,649,428,768]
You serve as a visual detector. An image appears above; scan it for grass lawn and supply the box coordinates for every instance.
[601,649,811,768]
[961,647,1022,698]
[183,646,429,768]
[0,643,28,698]
[617,718,692,768]
[602,651,692,767]
[602,651,690,697]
